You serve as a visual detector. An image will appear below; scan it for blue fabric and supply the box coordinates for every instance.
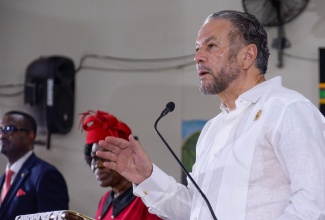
[0,153,69,220]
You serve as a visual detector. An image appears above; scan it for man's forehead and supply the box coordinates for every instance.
[1,114,24,125]
[196,19,232,44]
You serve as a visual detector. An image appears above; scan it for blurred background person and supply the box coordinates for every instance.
[0,110,69,220]
[80,110,161,220]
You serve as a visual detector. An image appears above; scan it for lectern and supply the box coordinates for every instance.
[15,210,94,220]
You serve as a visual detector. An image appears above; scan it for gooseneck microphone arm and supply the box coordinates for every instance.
[154,102,218,220]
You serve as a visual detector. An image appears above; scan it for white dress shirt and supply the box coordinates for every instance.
[134,76,325,220]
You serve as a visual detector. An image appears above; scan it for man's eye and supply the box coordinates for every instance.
[208,44,216,49]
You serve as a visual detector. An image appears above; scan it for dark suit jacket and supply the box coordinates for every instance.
[0,153,69,220]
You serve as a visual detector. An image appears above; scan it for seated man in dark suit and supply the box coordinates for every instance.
[0,110,69,220]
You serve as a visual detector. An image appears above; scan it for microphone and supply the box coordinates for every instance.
[154,102,218,220]
[160,101,175,117]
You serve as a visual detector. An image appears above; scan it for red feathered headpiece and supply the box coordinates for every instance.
[79,110,131,144]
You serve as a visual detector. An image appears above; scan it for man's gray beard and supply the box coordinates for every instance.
[199,80,225,95]
[199,70,230,95]
[199,61,241,95]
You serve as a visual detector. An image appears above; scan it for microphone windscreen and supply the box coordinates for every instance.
[166,102,175,112]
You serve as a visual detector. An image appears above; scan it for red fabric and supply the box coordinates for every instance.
[1,169,14,202]
[16,188,26,197]
[79,110,131,144]
[95,192,161,220]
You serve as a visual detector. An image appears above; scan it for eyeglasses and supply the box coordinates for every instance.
[0,125,30,135]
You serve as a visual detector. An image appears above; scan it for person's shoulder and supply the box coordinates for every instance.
[203,113,223,130]
[261,77,309,103]
[267,84,310,104]
[98,191,112,205]
[101,191,111,198]
[31,155,62,172]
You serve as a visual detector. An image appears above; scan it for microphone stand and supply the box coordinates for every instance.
[154,112,218,220]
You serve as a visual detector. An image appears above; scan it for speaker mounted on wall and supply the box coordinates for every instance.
[24,55,75,149]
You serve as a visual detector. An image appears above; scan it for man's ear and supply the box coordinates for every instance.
[242,44,258,70]
[28,131,36,142]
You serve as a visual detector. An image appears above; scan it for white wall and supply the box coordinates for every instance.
[0,0,324,217]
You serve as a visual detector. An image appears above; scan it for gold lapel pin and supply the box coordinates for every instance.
[254,109,262,121]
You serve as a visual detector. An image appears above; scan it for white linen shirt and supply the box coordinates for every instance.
[134,76,325,220]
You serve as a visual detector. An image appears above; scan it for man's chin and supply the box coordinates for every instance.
[200,86,217,95]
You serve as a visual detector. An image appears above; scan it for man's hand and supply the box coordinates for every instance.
[96,135,153,185]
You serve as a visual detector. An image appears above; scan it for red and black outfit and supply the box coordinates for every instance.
[95,187,161,220]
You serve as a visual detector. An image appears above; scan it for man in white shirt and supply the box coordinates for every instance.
[96,10,325,220]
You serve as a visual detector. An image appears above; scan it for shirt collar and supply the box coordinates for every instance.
[101,187,136,218]
[6,150,33,174]
[220,76,282,112]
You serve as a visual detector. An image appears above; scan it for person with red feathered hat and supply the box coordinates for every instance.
[80,110,161,220]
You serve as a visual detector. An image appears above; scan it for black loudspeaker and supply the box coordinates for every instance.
[320,48,325,116]
[24,56,75,138]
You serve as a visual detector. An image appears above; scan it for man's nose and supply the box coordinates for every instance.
[194,49,207,64]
